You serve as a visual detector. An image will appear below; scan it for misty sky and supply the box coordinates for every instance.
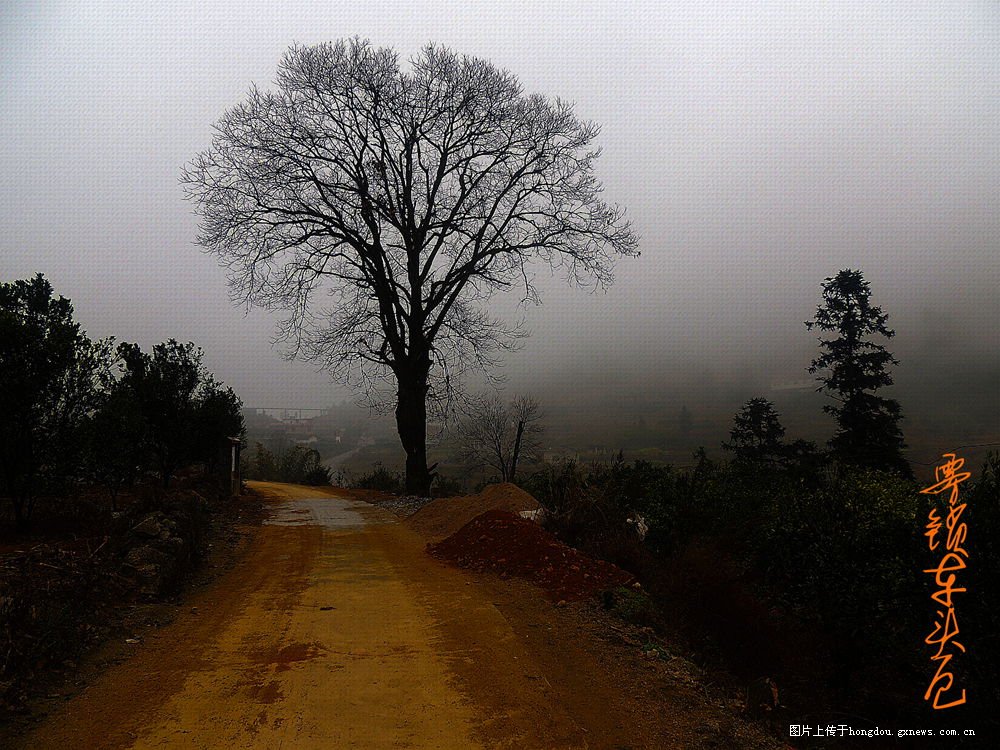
[2,1,997,415]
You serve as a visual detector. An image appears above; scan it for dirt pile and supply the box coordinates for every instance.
[428,509,634,601]
[405,483,539,541]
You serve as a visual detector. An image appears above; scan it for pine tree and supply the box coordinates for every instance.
[722,397,786,466]
[805,269,911,477]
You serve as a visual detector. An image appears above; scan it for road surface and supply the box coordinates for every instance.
[18,483,603,748]
[17,482,780,749]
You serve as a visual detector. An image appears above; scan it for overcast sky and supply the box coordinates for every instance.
[2,0,997,412]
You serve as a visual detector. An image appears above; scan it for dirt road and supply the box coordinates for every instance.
[14,483,600,748]
[17,482,780,749]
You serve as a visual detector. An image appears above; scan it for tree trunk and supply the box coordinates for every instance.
[395,370,433,496]
[509,419,525,483]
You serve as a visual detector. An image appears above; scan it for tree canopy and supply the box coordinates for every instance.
[118,340,245,488]
[0,275,112,525]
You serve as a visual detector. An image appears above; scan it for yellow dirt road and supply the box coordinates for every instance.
[19,483,595,749]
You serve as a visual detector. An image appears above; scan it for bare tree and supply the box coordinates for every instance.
[459,394,543,483]
[182,39,638,494]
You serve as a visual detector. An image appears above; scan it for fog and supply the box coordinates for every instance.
[2,1,997,465]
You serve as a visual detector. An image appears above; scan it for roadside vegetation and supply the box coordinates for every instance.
[521,454,999,725]
[240,443,332,486]
[510,270,997,734]
[0,274,249,713]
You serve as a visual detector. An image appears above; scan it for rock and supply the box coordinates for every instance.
[125,545,172,570]
[122,544,178,596]
[153,535,185,554]
[131,516,164,539]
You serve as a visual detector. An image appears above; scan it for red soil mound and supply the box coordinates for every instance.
[405,483,539,541]
[428,509,634,602]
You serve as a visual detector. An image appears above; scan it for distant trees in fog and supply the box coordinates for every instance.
[722,397,786,466]
[458,393,543,482]
[723,268,910,477]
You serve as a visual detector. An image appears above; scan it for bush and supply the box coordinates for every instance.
[354,462,403,494]
[749,467,923,687]
[520,455,660,573]
[241,443,332,486]
[302,465,332,486]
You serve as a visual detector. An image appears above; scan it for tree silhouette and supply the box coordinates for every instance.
[805,269,911,477]
[86,380,146,511]
[183,39,638,494]
[118,340,205,488]
[0,275,113,527]
[722,397,785,466]
[458,393,543,482]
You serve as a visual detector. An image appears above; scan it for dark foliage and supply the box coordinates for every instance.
[960,452,1000,722]
[0,274,115,527]
[241,443,332,486]
[192,376,245,473]
[116,340,245,489]
[353,462,404,495]
[722,397,786,467]
[521,454,667,571]
[520,449,999,730]
[806,269,912,477]
[84,382,145,511]
[1,276,246,519]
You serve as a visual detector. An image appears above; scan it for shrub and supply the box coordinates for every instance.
[354,462,403,494]
[302,465,332,486]
[241,443,332,486]
[520,455,663,573]
[747,465,924,698]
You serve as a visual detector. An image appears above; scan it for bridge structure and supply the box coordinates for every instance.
[247,406,332,422]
